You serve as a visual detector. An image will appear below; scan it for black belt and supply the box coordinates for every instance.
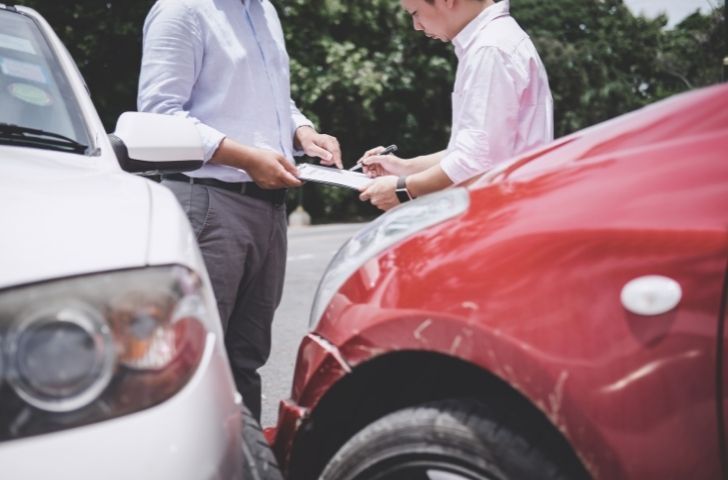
[163,173,287,206]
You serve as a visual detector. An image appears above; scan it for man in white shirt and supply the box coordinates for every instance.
[360,0,553,210]
[138,0,341,420]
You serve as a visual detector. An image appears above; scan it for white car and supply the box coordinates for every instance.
[0,4,280,479]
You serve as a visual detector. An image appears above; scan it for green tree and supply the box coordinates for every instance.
[657,7,726,95]
[515,0,667,136]
[514,0,725,136]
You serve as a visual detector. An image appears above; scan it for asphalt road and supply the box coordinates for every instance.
[260,222,365,428]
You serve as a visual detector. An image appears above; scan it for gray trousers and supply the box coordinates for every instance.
[163,180,287,420]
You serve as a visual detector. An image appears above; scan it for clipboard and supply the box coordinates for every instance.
[297,163,373,190]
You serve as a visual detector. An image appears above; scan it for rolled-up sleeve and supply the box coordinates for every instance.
[440,47,520,184]
[137,1,225,161]
[290,99,313,133]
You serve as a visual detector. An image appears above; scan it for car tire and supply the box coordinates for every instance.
[241,405,283,480]
[320,398,575,480]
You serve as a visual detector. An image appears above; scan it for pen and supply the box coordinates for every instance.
[349,144,398,172]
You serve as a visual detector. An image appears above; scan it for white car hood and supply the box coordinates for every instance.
[0,148,151,289]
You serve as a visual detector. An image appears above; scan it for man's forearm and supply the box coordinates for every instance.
[405,163,454,199]
[209,138,259,170]
[405,150,447,174]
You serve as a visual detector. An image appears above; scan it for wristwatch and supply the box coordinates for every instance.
[395,176,413,203]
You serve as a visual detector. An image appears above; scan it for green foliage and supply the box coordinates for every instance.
[656,8,726,94]
[19,0,725,222]
[513,0,726,136]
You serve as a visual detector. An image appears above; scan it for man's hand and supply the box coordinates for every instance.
[245,147,303,189]
[359,175,400,211]
[295,126,343,169]
[358,146,408,177]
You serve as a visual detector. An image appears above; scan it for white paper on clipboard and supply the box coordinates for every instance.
[297,163,373,190]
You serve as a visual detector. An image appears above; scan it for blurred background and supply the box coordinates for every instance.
[19,0,726,222]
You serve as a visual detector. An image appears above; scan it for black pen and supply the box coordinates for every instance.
[349,144,398,172]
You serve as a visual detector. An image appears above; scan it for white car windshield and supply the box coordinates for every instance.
[0,8,91,154]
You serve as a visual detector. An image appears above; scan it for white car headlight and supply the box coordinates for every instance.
[310,188,470,328]
[0,266,210,439]
[6,302,116,412]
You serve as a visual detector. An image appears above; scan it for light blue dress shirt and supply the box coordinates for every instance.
[138,0,312,182]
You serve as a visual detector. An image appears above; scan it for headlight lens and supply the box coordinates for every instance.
[0,266,209,441]
[310,188,470,328]
[7,303,115,412]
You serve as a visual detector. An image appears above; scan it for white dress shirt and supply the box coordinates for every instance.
[138,0,312,182]
[441,0,553,184]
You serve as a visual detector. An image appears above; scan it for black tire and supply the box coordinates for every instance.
[241,405,283,480]
[320,399,577,480]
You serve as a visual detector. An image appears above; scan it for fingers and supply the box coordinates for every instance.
[359,176,399,211]
[305,134,343,169]
[279,157,303,187]
[363,164,386,178]
[357,146,385,165]
[263,169,301,189]
[362,155,390,177]
[306,143,334,163]
[319,135,343,169]
[280,171,303,187]
[280,156,300,176]
[257,154,302,189]
[366,146,385,157]
[362,155,385,167]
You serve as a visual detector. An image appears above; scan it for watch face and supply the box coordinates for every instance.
[395,187,411,203]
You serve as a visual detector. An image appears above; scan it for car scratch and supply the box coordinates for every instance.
[548,370,569,426]
[449,335,463,354]
[413,319,433,343]
[354,344,387,358]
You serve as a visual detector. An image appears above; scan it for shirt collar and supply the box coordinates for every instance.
[453,0,510,56]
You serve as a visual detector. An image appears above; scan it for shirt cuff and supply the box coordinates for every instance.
[195,123,226,162]
[290,111,313,157]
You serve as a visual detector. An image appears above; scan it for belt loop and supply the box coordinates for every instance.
[239,183,247,195]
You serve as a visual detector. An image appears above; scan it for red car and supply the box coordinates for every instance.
[273,84,728,480]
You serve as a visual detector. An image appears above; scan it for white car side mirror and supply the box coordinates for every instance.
[109,112,205,174]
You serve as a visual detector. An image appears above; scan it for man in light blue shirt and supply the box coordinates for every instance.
[138,0,342,420]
